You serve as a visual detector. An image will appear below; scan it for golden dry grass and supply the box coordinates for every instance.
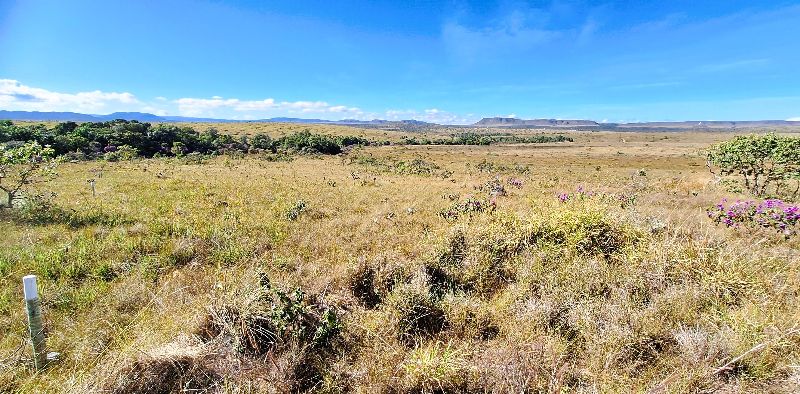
[1,125,798,393]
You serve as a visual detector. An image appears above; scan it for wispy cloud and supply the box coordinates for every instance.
[628,12,687,33]
[0,79,140,112]
[695,58,770,73]
[610,81,683,90]
[442,9,562,61]
[441,2,607,62]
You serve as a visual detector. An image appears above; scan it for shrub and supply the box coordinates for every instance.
[275,131,341,154]
[350,155,451,178]
[507,177,524,188]
[250,133,273,150]
[336,135,370,147]
[536,204,638,259]
[557,186,636,208]
[707,134,800,197]
[439,195,496,221]
[286,200,307,221]
[401,133,572,146]
[473,159,530,174]
[0,141,58,208]
[708,198,799,237]
[5,192,126,227]
[200,283,341,355]
[475,178,507,197]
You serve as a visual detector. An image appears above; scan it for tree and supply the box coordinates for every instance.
[707,134,800,197]
[0,142,58,208]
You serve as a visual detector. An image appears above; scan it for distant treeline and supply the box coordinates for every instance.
[400,133,573,146]
[0,120,372,157]
[0,120,574,160]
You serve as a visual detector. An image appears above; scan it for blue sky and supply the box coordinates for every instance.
[1,0,799,124]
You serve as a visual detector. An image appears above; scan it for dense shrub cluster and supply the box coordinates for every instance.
[401,132,573,146]
[0,120,371,158]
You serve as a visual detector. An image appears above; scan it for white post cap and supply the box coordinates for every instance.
[23,275,38,300]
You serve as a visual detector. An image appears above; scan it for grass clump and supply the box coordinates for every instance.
[385,282,448,346]
[104,354,220,394]
[401,341,470,392]
[347,257,410,308]
[199,279,342,356]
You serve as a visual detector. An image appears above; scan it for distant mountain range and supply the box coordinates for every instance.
[0,110,434,126]
[2,111,800,129]
[473,117,800,129]
[474,117,599,127]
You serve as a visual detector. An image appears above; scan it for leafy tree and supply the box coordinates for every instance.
[707,134,800,197]
[0,142,58,208]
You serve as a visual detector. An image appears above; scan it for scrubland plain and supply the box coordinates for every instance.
[1,124,799,393]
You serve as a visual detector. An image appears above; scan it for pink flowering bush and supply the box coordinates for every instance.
[708,198,799,237]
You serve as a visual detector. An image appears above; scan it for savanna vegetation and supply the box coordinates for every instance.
[0,123,799,393]
[0,120,574,163]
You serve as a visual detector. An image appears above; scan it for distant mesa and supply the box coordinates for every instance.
[474,117,599,127]
[473,117,800,129]
[613,120,800,128]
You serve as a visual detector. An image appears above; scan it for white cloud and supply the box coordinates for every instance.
[0,79,478,124]
[174,97,241,116]
[174,96,362,117]
[788,117,800,121]
[0,79,140,112]
[384,108,477,124]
